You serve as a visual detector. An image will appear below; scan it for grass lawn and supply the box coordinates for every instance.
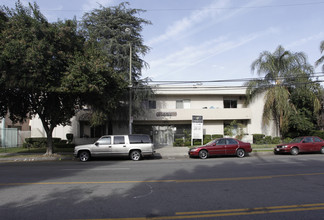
[0,146,74,154]
[252,144,275,152]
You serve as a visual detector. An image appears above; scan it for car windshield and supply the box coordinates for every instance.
[289,137,304,143]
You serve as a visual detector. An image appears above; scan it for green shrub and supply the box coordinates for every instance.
[310,130,324,139]
[24,137,61,148]
[283,137,292,143]
[212,134,223,139]
[22,142,31,148]
[193,139,203,146]
[174,138,185,146]
[253,134,265,144]
[264,136,272,144]
[203,135,212,144]
[54,142,75,148]
[272,137,281,144]
[66,133,74,143]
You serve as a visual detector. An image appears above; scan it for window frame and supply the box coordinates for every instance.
[224,99,237,108]
[113,136,125,144]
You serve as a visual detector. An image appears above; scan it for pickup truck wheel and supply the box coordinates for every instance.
[79,151,90,162]
[130,150,141,161]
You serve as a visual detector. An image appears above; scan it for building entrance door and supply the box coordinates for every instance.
[153,126,174,147]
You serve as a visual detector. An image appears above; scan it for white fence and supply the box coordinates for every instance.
[0,128,31,148]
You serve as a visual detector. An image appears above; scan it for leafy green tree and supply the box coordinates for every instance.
[224,120,245,140]
[0,2,84,154]
[315,40,324,71]
[0,1,152,154]
[80,2,152,128]
[244,45,316,137]
[286,75,322,137]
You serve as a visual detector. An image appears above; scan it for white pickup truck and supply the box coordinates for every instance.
[74,134,155,162]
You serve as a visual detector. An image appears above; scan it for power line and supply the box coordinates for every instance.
[18,1,324,13]
[134,81,324,92]
[145,1,324,12]
[146,72,324,86]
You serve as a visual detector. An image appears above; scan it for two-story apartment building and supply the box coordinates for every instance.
[133,85,277,146]
[28,85,277,146]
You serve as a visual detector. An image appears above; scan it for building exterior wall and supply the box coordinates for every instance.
[28,85,277,145]
[203,121,223,135]
[134,86,276,144]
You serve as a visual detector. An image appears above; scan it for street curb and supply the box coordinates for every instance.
[0,153,75,162]
[0,150,274,162]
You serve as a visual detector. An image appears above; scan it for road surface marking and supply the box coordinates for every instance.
[72,203,324,219]
[1,172,324,186]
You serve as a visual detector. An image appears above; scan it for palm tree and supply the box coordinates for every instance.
[244,45,314,137]
[315,40,324,71]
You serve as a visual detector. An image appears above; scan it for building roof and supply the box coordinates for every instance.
[151,85,247,95]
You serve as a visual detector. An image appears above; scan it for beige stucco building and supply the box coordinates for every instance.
[28,85,278,146]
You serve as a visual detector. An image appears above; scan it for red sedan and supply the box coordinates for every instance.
[274,136,324,155]
[188,138,252,159]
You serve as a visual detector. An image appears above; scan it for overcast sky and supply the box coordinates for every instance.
[2,0,324,85]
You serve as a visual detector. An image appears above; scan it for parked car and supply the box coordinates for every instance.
[188,138,252,159]
[274,136,324,155]
[74,134,155,162]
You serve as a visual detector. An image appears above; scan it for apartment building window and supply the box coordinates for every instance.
[224,100,237,108]
[176,99,191,109]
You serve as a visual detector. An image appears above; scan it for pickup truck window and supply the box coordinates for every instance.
[97,137,111,144]
[114,136,125,144]
[129,135,151,144]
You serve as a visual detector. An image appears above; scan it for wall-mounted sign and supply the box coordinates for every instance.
[156,112,177,117]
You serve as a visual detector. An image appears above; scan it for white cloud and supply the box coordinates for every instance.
[147,0,230,46]
[147,0,273,46]
[147,28,278,79]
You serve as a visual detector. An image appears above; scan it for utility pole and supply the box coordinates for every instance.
[126,28,132,134]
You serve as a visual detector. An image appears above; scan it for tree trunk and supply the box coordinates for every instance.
[39,115,55,156]
[45,134,53,155]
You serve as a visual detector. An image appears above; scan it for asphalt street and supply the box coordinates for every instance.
[0,154,324,219]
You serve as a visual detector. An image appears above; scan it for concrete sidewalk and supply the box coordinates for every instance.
[0,152,75,162]
[0,146,273,162]
[154,146,273,159]
[154,146,190,159]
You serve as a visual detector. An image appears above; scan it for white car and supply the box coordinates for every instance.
[74,134,155,161]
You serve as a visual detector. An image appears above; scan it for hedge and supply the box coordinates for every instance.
[24,137,61,148]
[253,134,265,144]
[54,142,75,148]
[310,130,324,139]
[173,134,224,146]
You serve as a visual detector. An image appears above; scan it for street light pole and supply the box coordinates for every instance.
[126,28,132,134]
